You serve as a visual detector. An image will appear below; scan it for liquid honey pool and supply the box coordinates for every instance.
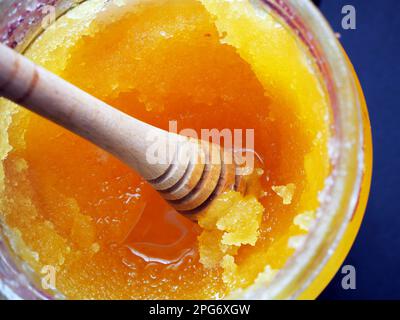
[0,0,331,299]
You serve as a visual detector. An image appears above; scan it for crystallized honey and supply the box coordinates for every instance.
[0,0,330,299]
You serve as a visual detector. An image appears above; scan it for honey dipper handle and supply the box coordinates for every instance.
[0,43,179,180]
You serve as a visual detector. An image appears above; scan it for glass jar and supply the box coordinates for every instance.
[0,0,372,300]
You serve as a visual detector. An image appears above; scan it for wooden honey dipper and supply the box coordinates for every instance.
[0,43,245,215]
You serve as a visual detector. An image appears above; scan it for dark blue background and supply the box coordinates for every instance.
[314,0,400,299]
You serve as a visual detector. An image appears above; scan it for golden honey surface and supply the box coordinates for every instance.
[0,0,330,299]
